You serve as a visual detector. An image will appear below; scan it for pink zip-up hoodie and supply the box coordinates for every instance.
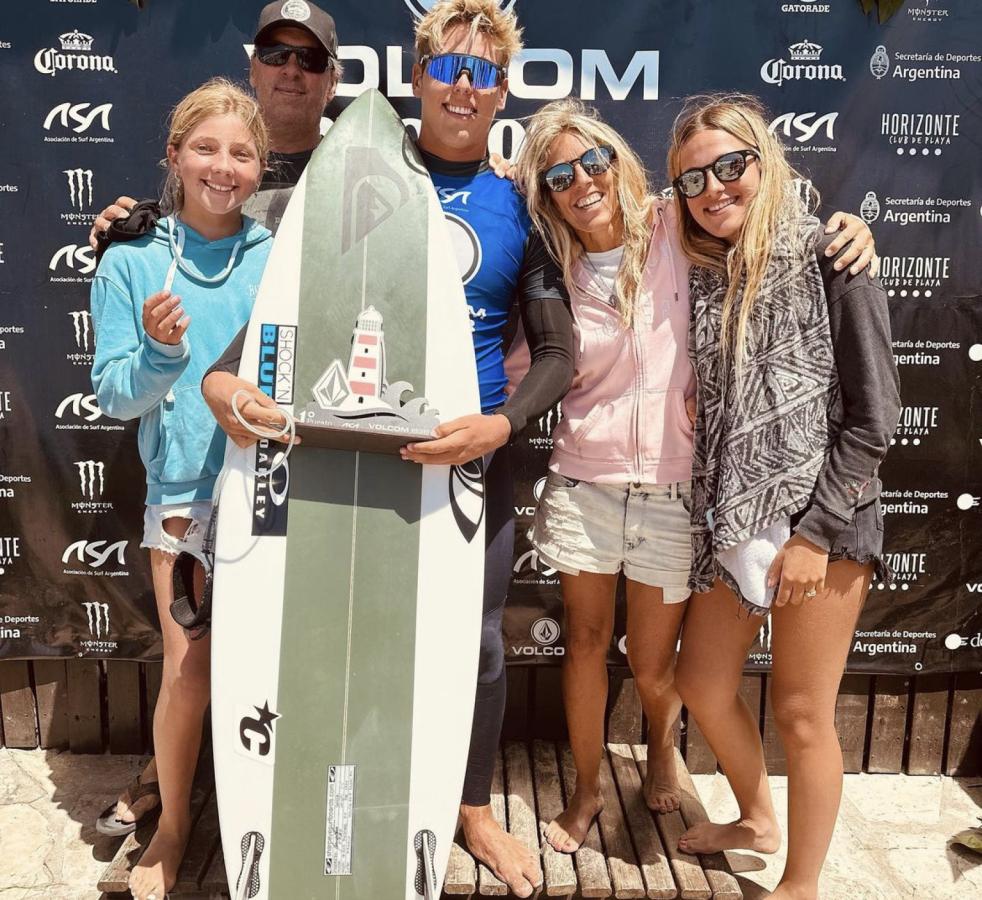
[506,197,695,485]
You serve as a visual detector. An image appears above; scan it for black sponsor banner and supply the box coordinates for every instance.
[0,1,979,672]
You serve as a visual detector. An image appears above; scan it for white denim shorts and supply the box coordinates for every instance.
[529,473,693,602]
[141,501,212,567]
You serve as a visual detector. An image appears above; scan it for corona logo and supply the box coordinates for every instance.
[59,30,94,52]
[788,39,822,61]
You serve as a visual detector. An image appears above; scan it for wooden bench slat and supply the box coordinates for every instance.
[834,674,870,774]
[0,660,38,749]
[631,745,710,900]
[531,739,577,896]
[32,659,69,749]
[596,749,645,898]
[671,749,742,900]
[946,671,982,776]
[444,839,477,896]
[503,741,547,897]
[867,675,910,774]
[108,660,144,754]
[67,659,102,753]
[907,673,949,775]
[558,743,611,898]
[606,743,676,899]
[477,748,508,896]
[608,672,643,745]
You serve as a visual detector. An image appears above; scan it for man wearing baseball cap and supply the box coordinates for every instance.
[89,0,341,246]
[91,0,342,862]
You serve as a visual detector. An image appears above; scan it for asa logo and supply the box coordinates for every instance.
[768,111,837,150]
[49,243,96,276]
[43,101,112,134]
[55,392,102,422]
[62,539,127,569]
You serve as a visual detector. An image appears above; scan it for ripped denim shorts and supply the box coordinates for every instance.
[141,501,213,568]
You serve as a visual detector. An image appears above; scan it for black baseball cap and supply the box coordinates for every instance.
[254,1,338,58]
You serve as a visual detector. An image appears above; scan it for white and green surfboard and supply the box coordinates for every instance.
[210,89,485,900]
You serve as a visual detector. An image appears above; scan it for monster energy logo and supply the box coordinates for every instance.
[74,460,104,499]
[82,601,110,638]
[64,168,93,209]
[69,310,92,351]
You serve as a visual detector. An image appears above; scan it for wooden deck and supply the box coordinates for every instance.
[2,662,979,778]
[97,741,742,899]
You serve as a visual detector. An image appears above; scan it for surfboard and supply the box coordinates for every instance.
[210,89,485,899]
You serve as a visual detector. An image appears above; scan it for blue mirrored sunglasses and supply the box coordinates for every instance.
[422,53,505,90]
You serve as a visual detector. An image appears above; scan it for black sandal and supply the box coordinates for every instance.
[95,776,161,837]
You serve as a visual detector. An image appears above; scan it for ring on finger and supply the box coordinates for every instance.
[804,586,818,598]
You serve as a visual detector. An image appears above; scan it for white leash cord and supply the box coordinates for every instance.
[230,388,297,478]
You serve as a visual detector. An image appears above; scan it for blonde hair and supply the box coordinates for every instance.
[514,99,653,329]
[162,77,269,211]
[414,0,523,68]
[667,93,815,383]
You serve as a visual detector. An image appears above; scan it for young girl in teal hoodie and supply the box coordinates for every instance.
[89,78,272,900]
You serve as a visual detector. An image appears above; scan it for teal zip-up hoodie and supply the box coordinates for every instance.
[90,215,272,504]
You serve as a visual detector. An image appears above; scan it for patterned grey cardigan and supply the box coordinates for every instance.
[687,214,899,596]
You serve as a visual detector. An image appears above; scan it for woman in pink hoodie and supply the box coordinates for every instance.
[510,99,875,854]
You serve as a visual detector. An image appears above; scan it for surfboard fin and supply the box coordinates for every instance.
[413,828,438,899]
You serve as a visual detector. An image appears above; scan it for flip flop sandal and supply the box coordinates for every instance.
[95,776,161,837]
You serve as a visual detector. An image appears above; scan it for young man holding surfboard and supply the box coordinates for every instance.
[203,2,573,895]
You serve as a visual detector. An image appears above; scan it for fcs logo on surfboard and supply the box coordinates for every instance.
[238,700,280,762]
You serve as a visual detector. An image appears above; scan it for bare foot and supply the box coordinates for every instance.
[115,757,159,824]
[543,785,603,853]
[460,804,541,898]
[766,883,817,900]
[128,819,189,900]
[677,817,781,855]
[643,740,681,814]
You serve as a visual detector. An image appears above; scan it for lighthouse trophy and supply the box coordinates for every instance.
[296,306,440,453]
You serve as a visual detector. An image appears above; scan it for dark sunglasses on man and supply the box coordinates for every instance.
[421,52,506,90]
[541,145,617,193]
[255,42,334,74]
[673,148,759,199]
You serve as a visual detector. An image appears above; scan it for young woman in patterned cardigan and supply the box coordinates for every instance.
[669,95,901,900]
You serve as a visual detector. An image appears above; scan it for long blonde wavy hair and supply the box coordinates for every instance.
[667,93,815,381]
[514,99,653,329]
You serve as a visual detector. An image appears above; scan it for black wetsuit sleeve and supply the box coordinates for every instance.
[204,325,247,382]
[793,230,901,550]
[94,199,161,264]
[498,230,574,436]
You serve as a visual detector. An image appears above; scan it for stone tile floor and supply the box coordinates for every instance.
[0,748,978,898]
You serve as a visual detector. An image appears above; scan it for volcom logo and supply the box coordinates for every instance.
[43,101,112,133]
[405,1,516,19]
[760,40,844,85]
[35,31,117,77]
[82,601,110,638]
[341,145,409,254]
[49,243,96,275]
[515,476,547,517]
[513,615,564,657]
[63,539,127,569]
[75,460,104,499]
[966,583,982,593]
[69,310,92,351]
[55,392,101,421]
[768,111,837,144]
[239,701,280,757]
[64,168,93,209]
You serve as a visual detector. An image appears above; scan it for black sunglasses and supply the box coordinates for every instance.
[421,53,506,90]
[673,149,759,199]
[255,42,334,74]
[541,145,616,193]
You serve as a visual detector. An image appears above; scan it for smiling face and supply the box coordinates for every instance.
[412,24,508,161]
[167,112,263,222]
[249,25,337,147]
[545,130,622,252]
[677,128,760,244]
